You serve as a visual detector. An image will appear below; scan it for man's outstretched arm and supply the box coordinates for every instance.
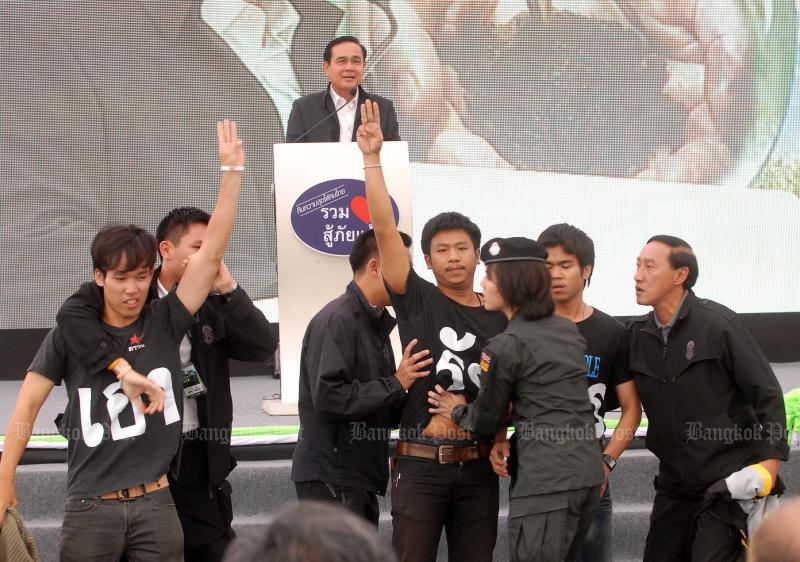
[357,100,411,294]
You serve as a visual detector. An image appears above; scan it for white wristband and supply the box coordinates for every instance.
[220,165,244,172]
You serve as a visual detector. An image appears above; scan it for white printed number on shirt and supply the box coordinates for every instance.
[77,367,181,447]
[587,382,606,439]
[437,327,481,391]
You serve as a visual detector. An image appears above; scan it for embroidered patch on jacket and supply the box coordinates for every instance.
[685,340,695,361]
[202,325,215,345]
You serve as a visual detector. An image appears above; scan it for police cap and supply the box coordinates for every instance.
[481,237,548,264]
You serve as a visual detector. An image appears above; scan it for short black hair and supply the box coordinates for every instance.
[155,206,210,260]
[647,234,699,289]
[349,229,412,273]
[487,261,554,321]
[538,223,595,286]
[91,223,157,274]
[222,501,397,562]
[420,212,481,256]
[323,35,367,62]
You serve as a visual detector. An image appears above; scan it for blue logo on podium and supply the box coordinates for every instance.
[291,178,400,256]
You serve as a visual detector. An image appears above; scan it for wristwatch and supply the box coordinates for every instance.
[601,453,617,471]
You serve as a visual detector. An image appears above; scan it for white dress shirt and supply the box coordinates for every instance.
[329,86,359,142]
[157,280,200,434]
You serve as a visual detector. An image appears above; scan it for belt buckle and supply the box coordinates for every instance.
[116,488,132,501]
[438,445,457,464]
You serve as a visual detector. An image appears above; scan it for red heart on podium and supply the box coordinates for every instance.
[351,195,371,225]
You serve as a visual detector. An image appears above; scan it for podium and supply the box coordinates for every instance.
[271,142,412,407]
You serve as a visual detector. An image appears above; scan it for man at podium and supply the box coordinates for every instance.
[286,36,400,144]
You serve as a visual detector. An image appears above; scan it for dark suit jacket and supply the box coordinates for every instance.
[285,85,401,142]
[0,0,344,329]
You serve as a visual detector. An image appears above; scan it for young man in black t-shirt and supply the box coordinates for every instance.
[358,100,507,562]
[508,223,639,562]
[0,120,245,561]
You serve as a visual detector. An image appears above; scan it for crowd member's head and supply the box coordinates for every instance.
[350,229,412,308]
[156,206,211,283]
[479,237,552,321]
[323,35,367,100]
[223,501,397,562]
[748,497,800,562]
[420,212,481,291]
[91,223,157,326]
[538,223,595,305]
[635,235,698,308]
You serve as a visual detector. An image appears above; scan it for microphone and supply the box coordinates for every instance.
[291,87,359,143]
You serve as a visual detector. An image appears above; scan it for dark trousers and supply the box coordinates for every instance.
[391,456,499,562]
[59,487,183,562]
[578,485,613,562]
[294,481,380,525]
[643,480,746,562]
[169,437,236,562]
[508,486,601,562]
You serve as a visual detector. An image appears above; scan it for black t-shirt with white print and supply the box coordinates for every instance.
[576,307,631,439]
[388,269,507,440]
[30,292,191,499]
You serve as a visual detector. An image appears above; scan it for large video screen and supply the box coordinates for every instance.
[2,0,798,329]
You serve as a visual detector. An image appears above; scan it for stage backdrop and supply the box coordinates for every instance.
[1,1,799,375]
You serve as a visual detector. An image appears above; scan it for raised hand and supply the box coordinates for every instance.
[216,119,244,168]
[356,100,384,157]
[395,338,433,390]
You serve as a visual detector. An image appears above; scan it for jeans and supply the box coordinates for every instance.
[577,485,613,562]
[59,486,183,562]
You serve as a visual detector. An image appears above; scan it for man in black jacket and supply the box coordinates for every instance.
[628,235,788,561]
[55,206,277,562]
[291,229,431,524]
[286,36,400,143]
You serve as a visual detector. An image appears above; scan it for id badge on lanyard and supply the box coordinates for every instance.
[182,365,207,398]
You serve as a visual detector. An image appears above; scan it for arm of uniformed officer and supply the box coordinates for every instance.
[724,317,789,480]
[428,340,515,435]
[308,314,431,420]
[0,371,54,528]
[214,261,277,361]
[357,100,411,295]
